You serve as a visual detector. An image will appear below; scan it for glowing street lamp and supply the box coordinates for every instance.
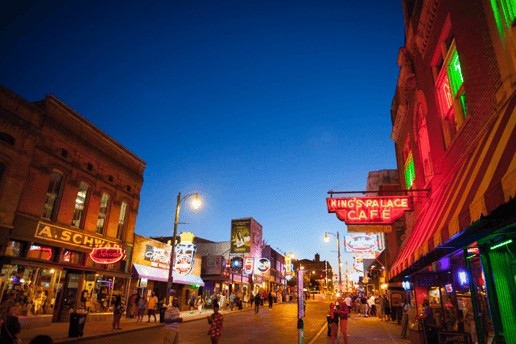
[166,192,202,304]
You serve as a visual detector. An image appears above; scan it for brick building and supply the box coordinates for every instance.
[0,85,145,326]
[387,1,516,343]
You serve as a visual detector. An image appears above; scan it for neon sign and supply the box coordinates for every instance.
[30,245,53,261]
[458,271,468,285]
[256,258,270,273]
[244,258,254,274]
[344,235,380,252]
[90,247,125,264]
[175,232,196,275]
[327,196,413,225]
[284,256,294,281]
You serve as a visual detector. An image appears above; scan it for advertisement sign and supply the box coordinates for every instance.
[35,222,120,248]
[344,234,380,252]
[206,256,224,275]
[231,257,243,272]
[249,218,262,259]
[231,219,251,253]
[244,257,254,274]
[90,247,126,264]
[347,225,392,233]
[144,245,171,269]
[175,232,196,275]
[284,256,294,281]
[297,270,304,318]
[327,196,413,224]
[354,251,377,259]
[256,258,270,273]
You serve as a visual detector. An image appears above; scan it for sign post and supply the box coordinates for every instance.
[297,269,304,344]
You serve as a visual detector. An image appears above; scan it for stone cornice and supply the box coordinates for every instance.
[415,0,440,56]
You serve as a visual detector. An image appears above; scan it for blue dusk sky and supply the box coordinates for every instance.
[1,0,404,278]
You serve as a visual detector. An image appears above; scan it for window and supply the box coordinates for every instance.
[415,103,433,184]
[61,149,68,158]
[42,171,64,220]
[87,163,93,171]
[72,183,89,228]
[117,202,128,240]
[108,175,113,182]
[491,0,516,38]
[126,186,131,192]
[96,193,110,235]
[0,132,15,146]
[5,240,22,257]
[28,245,53,260]
[405,152,416,189]
[61,250,83,264]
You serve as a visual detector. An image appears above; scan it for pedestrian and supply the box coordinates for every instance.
[229,292,235,311]
[147,292,158,322]
[334,298,349,344]
[29,334,54,344]
[400,298,409,339]
[378,295,384,319]
[368,294,376,317]
[329,303,340,344]
[112,294,123,331]
[0,305,21,344]
[212,294,219,309]
[219,293,225,311]
[207,304,224,344]
[344,294,352,314]
[133,293,141,318]
[137,294,147,322]
[268,291,273,309]
[197,295,204,314]
[163,298,183,344]
[250,293,254,308]
[189,293,196,314]
[243,293,249,308]
[254,293,261,314]
[383,297,391,322]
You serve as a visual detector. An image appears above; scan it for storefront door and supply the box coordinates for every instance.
[55,270,83,321]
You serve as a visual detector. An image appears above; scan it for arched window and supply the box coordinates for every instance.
[42,171,64,220]
[72,183,89,228]
[415,104,433,184]
[0,132,15,146]
[117,202,128,240]
[96,193,111,235]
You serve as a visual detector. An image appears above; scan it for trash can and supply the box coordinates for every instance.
[160,306,167,323]
[68,313,87,338]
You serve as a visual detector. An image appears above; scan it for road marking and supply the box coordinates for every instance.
[307,322,328,344]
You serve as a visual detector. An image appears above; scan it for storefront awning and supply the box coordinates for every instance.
[388,93,516,281]
[132,264,205,286]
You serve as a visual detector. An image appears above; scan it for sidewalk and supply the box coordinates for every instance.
[21,302,291,343]
[310,315,411,344]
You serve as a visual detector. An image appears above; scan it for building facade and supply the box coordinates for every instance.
[388,1,516,343]
[0,86,145,326]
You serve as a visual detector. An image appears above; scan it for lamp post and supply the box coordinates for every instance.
[166,192,201,305]
[324,231,342,286]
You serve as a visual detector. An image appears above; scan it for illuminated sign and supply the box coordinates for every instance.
[347,225,392,233]
[327,196,413,225]
[256,258,270,273]
[144,245,170,269]
[30,245,53,261]
[458,271,468,285]
[284,256,294,281]
[244,258,254,274]
[345,235,380,252]
[36,223,120,248]
[231,257,243,272]
[445,284,453,293]
[402,281,411,290]
[90,247,126,265]
[175,232,196,276]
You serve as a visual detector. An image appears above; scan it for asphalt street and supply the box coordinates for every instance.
[79,300,330,344]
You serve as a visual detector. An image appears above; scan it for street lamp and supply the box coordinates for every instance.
[166,192,201,304]
[323,231,342,286]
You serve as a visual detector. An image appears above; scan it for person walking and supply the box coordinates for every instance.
[0,305,20,344]
[229,292,235,311]
[383,296,391,322]
[360,294,368,317]
[268,291,273,309]
[344,294,352,314]
[136,294,147,322]
[250,292,254,308]
[147,292,158,322]
[112,294,123,331]
[400,299,410,339]
[254,293,261,314]
[197,295,204,314]
[243,293,249,308]
[163,298,183,344]
[189,294,196,314]
[207,304,224,344]
[329,303,340,344]
[133,293,141,319]
[334,298,349,344]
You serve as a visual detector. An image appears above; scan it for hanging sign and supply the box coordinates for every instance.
[348,225,392,233]
[175,232,196,275]
[256,258,270,273]
[244,257,254,274]
[90,247,126,264]
[327,196,413,224]
[345,235,380,252]
[284,256,294,281]
[231,257,243,272]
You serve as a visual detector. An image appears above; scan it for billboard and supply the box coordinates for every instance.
[231,219,251,253]
[344,234,381,252]
[205,256,224,275]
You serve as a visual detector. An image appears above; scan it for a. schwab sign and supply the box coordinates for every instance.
[35,223,120,248]
[326,196,413,225]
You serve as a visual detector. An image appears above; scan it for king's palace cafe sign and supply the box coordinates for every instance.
[327,196,413,225]
[35,223,121,249]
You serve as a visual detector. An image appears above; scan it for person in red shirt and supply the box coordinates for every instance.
[207,305,224,344]
[333,298,349,344]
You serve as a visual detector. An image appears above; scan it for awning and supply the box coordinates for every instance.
[388,93,516,281]
[132,264,205,286]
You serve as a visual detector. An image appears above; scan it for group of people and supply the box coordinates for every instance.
[343,292,391,320]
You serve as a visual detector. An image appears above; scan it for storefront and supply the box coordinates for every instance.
[130,234,204,311]
[1,220,132,326]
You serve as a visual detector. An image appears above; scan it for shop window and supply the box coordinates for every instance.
[96,193,110,235]
[72,183,89,228]
[28,244,53,261]
[61,250,83,265]
[41,171,65,220]
[117,202,128,240]
[5,240,22,257]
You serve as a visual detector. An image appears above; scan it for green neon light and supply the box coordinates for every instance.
[491,0,505,38]
[466,254,478,259]
[490,239,513,250]
[500,0,516,28]
[405,154,415,188]
[447,51,464,98]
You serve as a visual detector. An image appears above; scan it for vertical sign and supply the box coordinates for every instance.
[298,270,304,318]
